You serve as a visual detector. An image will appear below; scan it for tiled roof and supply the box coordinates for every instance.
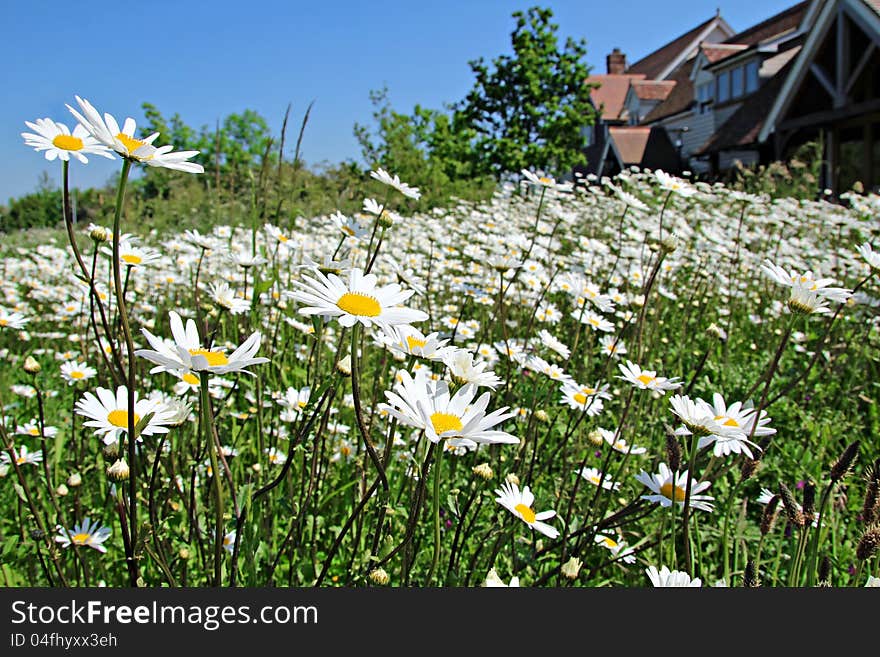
[701,43,748,64]
[641,61,695,123]
[722,1,807,45]
[608,126,652,164]
[867,0,880,15]
[627,15,720,79]
[631,80,677,101]
[695,53,798,154]
[588,74,646,120]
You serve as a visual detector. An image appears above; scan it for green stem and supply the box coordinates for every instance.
[109,158,139,587]
[201,372,224,587]
[426,443,443,585]
[680,432,702,575]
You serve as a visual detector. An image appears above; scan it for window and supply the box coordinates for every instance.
[731,67,744,98]
[745,60,760,93]
[581,124,594,147]
[696,83,713,114]
[717,71,730,103]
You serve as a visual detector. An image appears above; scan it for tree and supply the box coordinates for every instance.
[454,6,598,178]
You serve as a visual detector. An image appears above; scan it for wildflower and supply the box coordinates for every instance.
[370,167,421,199]
[645,565,701,587]
[1,445,43,467]
[537,329,570,359]
[579,466,620,491]
[222,531,236,554]
[22,117,113,164]
[60,360,97,385]
[286,268,427,331]
[484,567,520,587]
[857,242,880,272]
[443,349,503,390]
[369,568,390,585]
[55,518,111,553]
[0,309,28,330]
[75,386,173,445]
[383,325,452,361]
[331,211,370,240]
[654,170,696,197]
[598,334,627,358]
[136,311,269,376]
[560,557,583,580]
[380,369,518,445]
[494,481,559,538]
[16,421,58,439]
[208,281,251,315]
[595,534,636,563]
[67,96,203,172]
[761,260,852,305]
[520,169,573,192]
[617,360,681,393]
[107,458,130,481]
[473,463,494,480]
[635,463,714,512]
[103,239,162,267]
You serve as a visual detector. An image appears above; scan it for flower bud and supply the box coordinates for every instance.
[67,473,82,488]
[107,458,130,481]
[179,548,190,560]
[336,355,352,377]
[102,442,119,460]
[830,440,860,482]
[534,409,549,423]
[472,463,493,480]
[587,429,605,447]
[505,473,520,486]
[369,567,390,585]
[56,484,69,497]
[23,356,41,374]
[560,557,582,580]
[856,526,880,561]
[90,225,111,242]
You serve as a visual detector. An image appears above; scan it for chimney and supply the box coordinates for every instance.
[607,48,627,75]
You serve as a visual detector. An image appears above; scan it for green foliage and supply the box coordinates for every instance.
[0,173,108,233]
[454,6,599,177]
[353,88,494,208]
[730,139,824,200]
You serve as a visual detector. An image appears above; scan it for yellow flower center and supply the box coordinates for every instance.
[637,374,655,386]
[52,134,84,151]
[589,475,601,485]
[515,503,537,523]
[116,132,146,154]
[573,393,588,406]
[28,428,40,436]
[336,292,381,317]
[188,348,229,367]
[107,410,140,429]
[121,254,142,265]
[182,373,199,385]
[406,336,427,351]
[715,415,739,427]
[430,412,463,435]
[16,456,26,465]
[0,319,7,326]
[660,482,687,502]
[602,537,618,548]
[539,177,553,185]
[71,533,90,545]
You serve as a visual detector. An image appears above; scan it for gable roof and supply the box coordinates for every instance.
[627,15,734,80]
[758,0,880,142]
[722,1,808,45]
[700,43,749,65]
[631,80,677,101]
[641,60,696,123]
[588,73,646,120]
[608,126,653,163]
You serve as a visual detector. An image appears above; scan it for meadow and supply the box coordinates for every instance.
[3,100,880,588]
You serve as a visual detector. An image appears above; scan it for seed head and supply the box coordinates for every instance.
[472,463,494,480]
[801,481,816,523]
[743,559,759,587]
[830,440,860,482]
[779,482,805,527]
[369,567,390,586]
[740,457,761,481]
[560,557,583,580]
[818,556,832,586]
[664,431,682,472]
[760,495,780,536]
[856,526,880,560]
[861,458,880,525]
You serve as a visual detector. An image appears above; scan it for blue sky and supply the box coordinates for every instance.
[3,0,799,204]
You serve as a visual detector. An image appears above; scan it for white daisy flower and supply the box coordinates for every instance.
[370,167,421,199]
[74,385,174,445]
[380,369,518,445]
[484,567,520,587]
[60,360,97,385]
[559,381,609,415]
[537,329,570,359]
[442,349,503,390]
[285,268,427,331]
[595,534,636,563]
[382,325,452,362]
[494,480,560,538]
[55,518,111,553]
[617,360,682,393]
[635,463,714,512]
[208,281,251,315]
[654,170,696,197]
[16,420,58,439]
[1,445,43,467]
[645,564,701,587]
[67,95,203,173]
[856,243,880,272]
[22,117,113,164]
[136,311,269,377]
[0,309,28,330]
[579,466,620,491]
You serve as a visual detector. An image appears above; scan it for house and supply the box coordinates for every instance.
[582,0,880,193]
[644,2,809,175]
[758,0,880,192]
[581,14,735,176]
